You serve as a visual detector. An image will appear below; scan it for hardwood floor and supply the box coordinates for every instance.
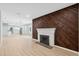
[0,34,78,56]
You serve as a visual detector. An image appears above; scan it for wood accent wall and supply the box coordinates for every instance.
[78,4,79,51]
[32,4,78,51]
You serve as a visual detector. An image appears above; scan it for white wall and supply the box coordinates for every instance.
[13,26,20,34]
[0,11,1,42]
[2,23,8,37]
[22,23,32,35]
[0,12,1,37]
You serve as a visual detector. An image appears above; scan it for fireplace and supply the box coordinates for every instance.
[37,28,56,47]
[40,35,49,45]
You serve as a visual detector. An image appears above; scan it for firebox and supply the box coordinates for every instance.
[40,35,49,45]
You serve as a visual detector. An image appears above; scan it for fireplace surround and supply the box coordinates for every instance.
[37,28,56,47]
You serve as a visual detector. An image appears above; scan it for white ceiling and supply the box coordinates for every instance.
[0,3,75,26]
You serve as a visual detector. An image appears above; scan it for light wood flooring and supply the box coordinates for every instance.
[0,35,78,56]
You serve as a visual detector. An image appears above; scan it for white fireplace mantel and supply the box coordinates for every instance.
[37,28,56,47]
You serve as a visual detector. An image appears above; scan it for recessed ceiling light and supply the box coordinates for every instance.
[26,14,30,18]
[16,12,21,16]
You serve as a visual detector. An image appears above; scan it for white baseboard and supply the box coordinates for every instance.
[78,52,79,55]
[55,45,78,54]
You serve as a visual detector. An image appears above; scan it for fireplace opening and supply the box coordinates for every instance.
[40,35,49,45]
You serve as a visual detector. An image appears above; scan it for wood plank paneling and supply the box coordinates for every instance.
[32,4,78,51]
